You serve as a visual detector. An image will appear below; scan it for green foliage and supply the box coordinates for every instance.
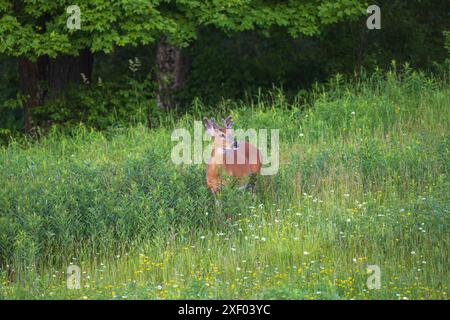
[32,73,155,130]
[0,0,365,58]
[0,56,162,132]
[0,0,177,57]
[444,31,450,55]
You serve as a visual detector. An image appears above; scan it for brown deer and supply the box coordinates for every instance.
[203,115,262,194]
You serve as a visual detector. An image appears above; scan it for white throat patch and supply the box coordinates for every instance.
[216,144,238,155]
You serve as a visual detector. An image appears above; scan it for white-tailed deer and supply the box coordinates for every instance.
[203,115,262,194]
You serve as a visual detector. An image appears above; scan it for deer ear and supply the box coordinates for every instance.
[210,118,221,129]
[203,118,215,136]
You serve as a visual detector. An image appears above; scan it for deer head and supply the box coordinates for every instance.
[203,115,235,151]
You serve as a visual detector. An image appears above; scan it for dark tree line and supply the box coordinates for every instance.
[0,0,448,135]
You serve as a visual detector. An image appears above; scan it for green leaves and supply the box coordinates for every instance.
[0,0,365,58]
[317,0,367,24]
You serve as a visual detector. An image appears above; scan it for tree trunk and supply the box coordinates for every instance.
[18,50,93,132]
[18,57,43,133]
[45,49,93,93]
[155,39,188,110]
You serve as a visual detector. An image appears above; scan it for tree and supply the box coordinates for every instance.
[0,0,177,130]
[0,0,365,130]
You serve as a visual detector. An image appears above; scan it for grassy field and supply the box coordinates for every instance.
[0,69,448,299]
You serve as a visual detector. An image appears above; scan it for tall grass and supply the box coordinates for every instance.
[0,68,448,299]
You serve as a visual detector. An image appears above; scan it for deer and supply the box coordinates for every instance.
[203,115,262,194]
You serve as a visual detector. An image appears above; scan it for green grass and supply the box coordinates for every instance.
[0,69,449,299]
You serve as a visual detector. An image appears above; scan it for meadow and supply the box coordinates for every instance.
[0,68,448,299]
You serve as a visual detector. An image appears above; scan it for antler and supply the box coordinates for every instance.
[203,117,221,129]
[222,115,233,129]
